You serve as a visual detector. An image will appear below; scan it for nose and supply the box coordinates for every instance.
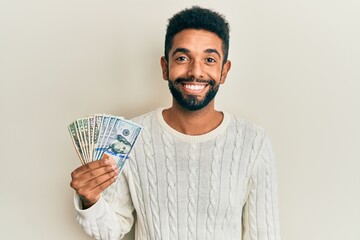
[187,60,204,79]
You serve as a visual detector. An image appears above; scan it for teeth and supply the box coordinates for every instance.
[184,84,205,90]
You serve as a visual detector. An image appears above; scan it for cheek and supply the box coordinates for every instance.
[168,65,186,79]
[205,66,222,80]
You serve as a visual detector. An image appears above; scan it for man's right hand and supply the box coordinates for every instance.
[70,154,120,209]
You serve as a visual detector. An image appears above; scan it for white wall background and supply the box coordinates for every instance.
[1,0,359,239]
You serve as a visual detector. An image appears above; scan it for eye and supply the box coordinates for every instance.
[206,57,216,63]
[176,56,188,61]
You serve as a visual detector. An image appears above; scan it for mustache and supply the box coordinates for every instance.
[174,77,216,86]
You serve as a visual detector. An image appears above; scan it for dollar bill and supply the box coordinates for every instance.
[76,119,89,162]
[102,119,142,169]
[68,122,85,164]
[88,116,95,161]
[68,114,142,169]
[96,116,119,160]
[91,114,103,161]
[82,118,90,162]
[93,115,112,160]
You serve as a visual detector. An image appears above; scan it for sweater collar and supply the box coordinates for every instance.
[156,108,231,143]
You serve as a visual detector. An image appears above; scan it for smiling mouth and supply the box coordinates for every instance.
[183,83,206,90]
[181,83,208,94]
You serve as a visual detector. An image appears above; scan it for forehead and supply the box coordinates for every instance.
[170,29,223,55]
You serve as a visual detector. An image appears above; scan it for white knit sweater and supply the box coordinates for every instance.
[74,108,281,240]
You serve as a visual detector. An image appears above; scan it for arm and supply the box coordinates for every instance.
[71,155,134,240]
[242,135,281,240]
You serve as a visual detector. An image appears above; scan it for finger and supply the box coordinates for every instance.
[100,152,112,161]
[71,161,118,190]
[79,163,119,189]
[71,155,114,178]
[76,169,119,201]
[88,173,119,197]
[89,170,119,193]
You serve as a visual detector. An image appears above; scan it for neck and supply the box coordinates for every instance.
[162,101,223,135]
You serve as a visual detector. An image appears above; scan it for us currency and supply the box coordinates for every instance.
[95,116,120,160]
[68,122,85,164]
[91,115,103,161]
[88,116,95,161]
[93,115,112,160]
[68,114,142,169]
[75,120,88,162]
[76,119,89,162]
[82,118,90,162]
[102,118,142,170]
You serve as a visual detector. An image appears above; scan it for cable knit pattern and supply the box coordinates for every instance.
[264,144,275,240]
[247,126,264,240]
[187,143,199,240]
[73,108,281,240]
[206,134,225,239]
[222,117,246,231]
[247,124,263,178]
[162,131,178,240]
[127,152,149,239]
[141,115,161,240]
[248,177,258,240]
[244,125,264,197]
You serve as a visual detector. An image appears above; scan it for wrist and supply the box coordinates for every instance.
[80,196,99,209]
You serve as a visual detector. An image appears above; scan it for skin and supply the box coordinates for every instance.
[70,154,119,208]
[70,29,231,208]
[161,29,231,135]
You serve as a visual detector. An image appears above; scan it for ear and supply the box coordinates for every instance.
[160,56,168,80]
[220,60,231,84]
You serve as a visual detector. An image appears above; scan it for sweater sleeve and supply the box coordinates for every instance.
[73,164,135,240]
[242,135,281,240]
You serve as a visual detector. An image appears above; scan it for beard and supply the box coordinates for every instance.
[167,77,220,111]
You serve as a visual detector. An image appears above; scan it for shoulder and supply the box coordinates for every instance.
[225,113,270,155]
[130,109,158,126]
[227,114,276,171]
[228,114,266,141]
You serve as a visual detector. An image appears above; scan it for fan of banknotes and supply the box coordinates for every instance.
[68,114,142,171]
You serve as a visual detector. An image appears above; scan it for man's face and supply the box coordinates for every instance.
[111,141,131,154]
[161,29,231,111]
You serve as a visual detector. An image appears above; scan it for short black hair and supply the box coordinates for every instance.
[164,6,230,64]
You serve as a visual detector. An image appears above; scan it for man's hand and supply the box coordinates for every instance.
[70,154,120,209]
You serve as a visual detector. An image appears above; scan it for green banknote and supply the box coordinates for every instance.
[68,114,142,171]
[68,122,85,164]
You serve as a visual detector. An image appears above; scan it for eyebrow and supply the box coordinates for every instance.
[204,48,221,58]
[171,48,190,57]
[171,47,221,58]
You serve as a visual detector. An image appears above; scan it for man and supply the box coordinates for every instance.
[70,6,281,240]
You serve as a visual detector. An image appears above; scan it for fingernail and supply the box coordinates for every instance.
[110,162,117,170]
